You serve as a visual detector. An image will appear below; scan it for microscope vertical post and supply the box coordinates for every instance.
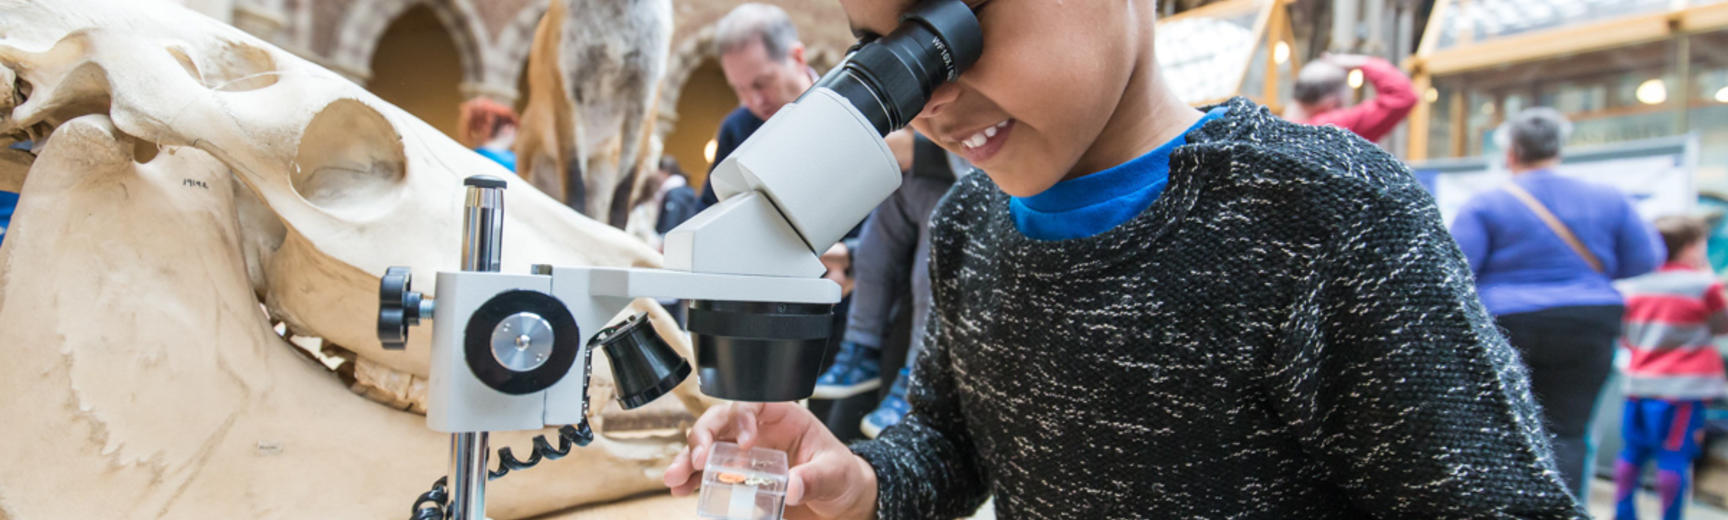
[450,175,507,520]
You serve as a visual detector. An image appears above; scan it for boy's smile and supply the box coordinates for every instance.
[944,118,1014,165]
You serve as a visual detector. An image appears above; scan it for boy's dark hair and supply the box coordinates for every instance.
[1656,215,1709,262]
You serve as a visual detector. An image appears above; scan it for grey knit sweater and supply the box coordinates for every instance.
[849,98,1587,519]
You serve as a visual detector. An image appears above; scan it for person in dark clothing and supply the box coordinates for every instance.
[664,1,1585,518]
[651,157,700,236]
[698,107,764,209]
[1451,107,1665,499]
[625,156,700,250]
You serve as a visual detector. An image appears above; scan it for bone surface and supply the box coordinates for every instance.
[0,0,707,517]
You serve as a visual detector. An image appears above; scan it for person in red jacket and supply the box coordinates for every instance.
[1286,53,1416,142]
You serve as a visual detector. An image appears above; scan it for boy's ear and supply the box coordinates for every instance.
[788,42,807,68]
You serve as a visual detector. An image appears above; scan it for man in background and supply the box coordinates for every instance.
[1286,53,1416,143]
[699,3,817,209]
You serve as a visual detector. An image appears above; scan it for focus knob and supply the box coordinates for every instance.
[377,266,424,350]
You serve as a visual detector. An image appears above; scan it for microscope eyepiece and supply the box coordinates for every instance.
[813,0,983,135]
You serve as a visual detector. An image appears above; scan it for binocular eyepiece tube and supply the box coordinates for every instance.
[813,0,983,136]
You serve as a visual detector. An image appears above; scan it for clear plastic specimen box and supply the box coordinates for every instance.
[698,442,788,520]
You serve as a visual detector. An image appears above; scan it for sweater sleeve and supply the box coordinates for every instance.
[850,299,991,519]
[1266,182,1586,518]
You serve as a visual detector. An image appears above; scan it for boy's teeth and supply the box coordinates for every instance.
[961,121,1009,150]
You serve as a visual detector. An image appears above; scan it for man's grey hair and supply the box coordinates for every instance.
[1495,107,1573,165]
[712,3,800,62]
[1294,61,1347,105]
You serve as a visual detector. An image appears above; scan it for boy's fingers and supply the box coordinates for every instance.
[670,474,702,497]
[663,446,694,488]
[687,406,732,468]
[785,469,808,507]
[733,403,761,449]
[689,402,766,468]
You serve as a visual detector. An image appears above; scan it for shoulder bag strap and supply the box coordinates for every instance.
[1503,182,1605,274]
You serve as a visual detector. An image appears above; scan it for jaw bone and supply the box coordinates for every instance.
[0,0,711,517]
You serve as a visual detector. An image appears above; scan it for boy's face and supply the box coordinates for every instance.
[841,0,1144,197]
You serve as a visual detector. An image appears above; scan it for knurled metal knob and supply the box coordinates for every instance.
[377,266,423,350]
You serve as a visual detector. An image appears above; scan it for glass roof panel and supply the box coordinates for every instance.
[1432,0,1696,52]
[1157,3,1263,105]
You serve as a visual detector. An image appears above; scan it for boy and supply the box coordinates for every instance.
[664,0,1583,517]
[1614,215,1728,520]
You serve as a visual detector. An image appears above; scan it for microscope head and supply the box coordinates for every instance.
[664,0,983,401]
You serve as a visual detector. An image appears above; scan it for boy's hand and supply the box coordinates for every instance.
[820,243,855,295]
[665,402,879,520]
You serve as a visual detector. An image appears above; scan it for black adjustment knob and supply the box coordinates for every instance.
[378,266,424,350]
[464,175,507,189]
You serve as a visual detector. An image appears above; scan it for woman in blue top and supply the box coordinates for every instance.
[1451,107,1665,498]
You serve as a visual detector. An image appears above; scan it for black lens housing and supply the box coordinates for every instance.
[813,0,983,135]
[594,313,692,409]
[687,300,834,402]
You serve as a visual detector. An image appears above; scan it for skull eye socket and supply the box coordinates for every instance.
[166,40,278,92]
[290,98,405,220]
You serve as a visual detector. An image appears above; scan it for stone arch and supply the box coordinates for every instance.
[481,0,550,105]
[652,26,719,145]
[330,0,485,86]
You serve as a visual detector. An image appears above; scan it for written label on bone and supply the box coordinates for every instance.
[182,179,209,190]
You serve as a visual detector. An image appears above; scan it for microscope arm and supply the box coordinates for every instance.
[578,267,841,305]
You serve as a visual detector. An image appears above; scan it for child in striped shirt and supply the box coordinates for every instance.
[1615,215,1728,520]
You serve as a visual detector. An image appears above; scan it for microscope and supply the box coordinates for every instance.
[374,2,981,519]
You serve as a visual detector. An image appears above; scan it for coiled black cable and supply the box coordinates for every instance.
[490,423,593,479]
[409,476,449,520]
[407,423,595,520]
[408,333,599,520]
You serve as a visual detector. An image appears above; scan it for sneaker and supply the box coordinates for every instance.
[860,367,912,439]
[811,341,880,399]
